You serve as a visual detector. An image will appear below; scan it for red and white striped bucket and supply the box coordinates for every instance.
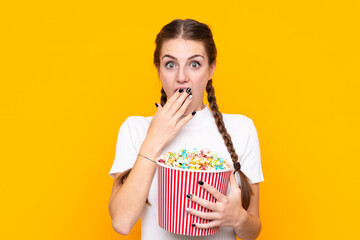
[157,162,233,236]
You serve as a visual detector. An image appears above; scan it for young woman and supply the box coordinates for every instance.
[108,19,264,240]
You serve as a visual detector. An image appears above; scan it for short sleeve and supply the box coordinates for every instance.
[108,117,138,178]
[238,118,264,184]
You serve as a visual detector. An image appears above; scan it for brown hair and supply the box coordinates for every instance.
[115,19,254,210]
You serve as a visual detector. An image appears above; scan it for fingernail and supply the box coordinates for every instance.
[192,111,196,115]
[191,223,196,227]
[185,207,190,213]
[186,87,191,93]
[188,94,192,100]
[186,193,193,199]
[198,180,204,186]
[155,103,158,107]
[179,88,184,93]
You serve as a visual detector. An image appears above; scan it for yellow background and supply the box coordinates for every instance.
[1,0,359,239]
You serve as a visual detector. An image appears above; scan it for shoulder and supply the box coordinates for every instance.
[222,112,255,129]
[220,112,258,141]
[121,115,153,135]
[124,115,153,126]
[115,115,153,146]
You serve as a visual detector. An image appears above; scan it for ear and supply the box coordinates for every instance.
[209,60,216,80]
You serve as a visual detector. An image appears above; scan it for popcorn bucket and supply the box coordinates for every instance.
[157,162,233,236]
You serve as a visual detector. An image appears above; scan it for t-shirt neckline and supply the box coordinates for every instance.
[182,104,214,129]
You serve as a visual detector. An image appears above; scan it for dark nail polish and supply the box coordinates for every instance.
[179,88,184,93]
[186,87,191,93]
[155,103,158,107]
[186,193,193,199]
[192,111,196,115]
[198,180,204,186]
[191,223,196,227]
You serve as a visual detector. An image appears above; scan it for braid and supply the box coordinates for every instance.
[160,88,167,107]
[206,79,254,210]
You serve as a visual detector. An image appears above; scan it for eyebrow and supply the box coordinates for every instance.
[162,54,204,60]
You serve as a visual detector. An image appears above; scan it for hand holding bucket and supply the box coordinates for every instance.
[157,149,233,236]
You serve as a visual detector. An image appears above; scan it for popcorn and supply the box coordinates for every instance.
[157,148,231,171]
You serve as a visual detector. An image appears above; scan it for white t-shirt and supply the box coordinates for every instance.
[109,104,264,239]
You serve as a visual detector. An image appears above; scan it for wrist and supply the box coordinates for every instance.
[233,208,249,230]
[140,138,162,160]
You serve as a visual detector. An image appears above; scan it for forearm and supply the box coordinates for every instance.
[233,212,262,240]
[109,139,161,233]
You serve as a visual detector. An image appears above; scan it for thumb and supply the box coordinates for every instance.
[229,171,238,189]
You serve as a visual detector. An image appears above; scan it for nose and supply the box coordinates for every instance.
[176,66,189,83]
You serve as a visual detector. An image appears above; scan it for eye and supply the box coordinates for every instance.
[191,61,201,68]
[165,61,176,69]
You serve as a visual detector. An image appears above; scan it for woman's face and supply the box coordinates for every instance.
[156,38,216,112]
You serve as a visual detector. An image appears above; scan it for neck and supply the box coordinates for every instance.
[196,102,206,112]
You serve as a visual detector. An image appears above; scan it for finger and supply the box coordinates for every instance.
[168,88,191,116]
[154,102,163,117]
[187,194,218,212]
[176,106,196,128]
[155,102,162,110]
[191,220,221,229]
[185,207,219,220]
[161,89,183,112]
[173,92,193,120]
[198,180,228,203]
[229,172,240,191]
